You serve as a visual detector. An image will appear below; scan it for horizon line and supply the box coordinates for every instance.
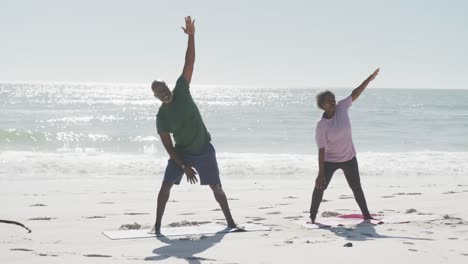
[0,80,466,90]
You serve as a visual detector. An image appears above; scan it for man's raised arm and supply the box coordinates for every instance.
[181,16,195,84]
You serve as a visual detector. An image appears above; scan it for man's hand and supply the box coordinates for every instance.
[184,166,198,184]
[181,16,195,35]
[368,68,380,81]
[315,175,326,190]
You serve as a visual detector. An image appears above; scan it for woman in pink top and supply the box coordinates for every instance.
[309,68,380,224]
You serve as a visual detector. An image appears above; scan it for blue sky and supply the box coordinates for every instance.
[1,0,467,88]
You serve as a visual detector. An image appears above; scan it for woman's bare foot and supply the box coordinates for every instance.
[227,221,237,228]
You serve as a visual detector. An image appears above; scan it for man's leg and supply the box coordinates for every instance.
[342,157,372,219]
[210,184,236,228]
[154,181,174,234]
[309,163,338,223]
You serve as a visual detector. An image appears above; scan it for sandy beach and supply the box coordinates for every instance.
[1,151,468,264]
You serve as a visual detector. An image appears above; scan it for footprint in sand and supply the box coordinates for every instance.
[403,242,415,245]
[119,222,141,230]
[443,215,463,221]
[28,217,56,221]
[183,256,215,261]
[29,204,47,207]
[38,253,58,257]
[167,220,211,227]
[228,198,239,201]
[252,217,266,221]
[10,248,34,252]
[124,213,149,216]
[276,203,290,206]
[322,211,340,217]
[179,212,196,216]
[258,206,274,210]
[283,196,299,200]
[283,216,302,220]
[381,195,395,198]
[406,193,422,195]
[84,216,106,219]
[267,211,281,215]
[83,254,112,258]
[339,195,354,200]
[246,216,266,221]
[443,191,457,194]
[408,249,418,252]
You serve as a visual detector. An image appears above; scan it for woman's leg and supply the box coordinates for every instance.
[309,162,339,222]
[342,157,371,219]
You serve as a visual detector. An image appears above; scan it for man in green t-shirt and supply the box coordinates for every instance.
[151,16,236,234]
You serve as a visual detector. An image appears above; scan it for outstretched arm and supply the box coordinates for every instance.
[351,68,380,102]
[181,16,195,84]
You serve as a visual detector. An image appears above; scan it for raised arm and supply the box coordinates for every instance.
[351,68,380,102]
[181,16,195,84]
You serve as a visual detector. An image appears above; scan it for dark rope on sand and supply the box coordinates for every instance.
[0,220,32,233]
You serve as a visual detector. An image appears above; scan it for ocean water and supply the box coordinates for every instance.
[1,82,467,180]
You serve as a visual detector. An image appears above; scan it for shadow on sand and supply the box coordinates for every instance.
[144,229,230,263]
[324,221,434,242]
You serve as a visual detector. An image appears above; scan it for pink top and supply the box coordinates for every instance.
[315,95,356,162]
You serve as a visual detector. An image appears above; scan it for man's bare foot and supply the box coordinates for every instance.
[151,223,161,235]
[227,222,237,229]
[309,218,316,224]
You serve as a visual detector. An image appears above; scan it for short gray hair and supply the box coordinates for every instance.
[316,90,334,110]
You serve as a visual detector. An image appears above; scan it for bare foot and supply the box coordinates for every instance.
[151,224,161,235]
[363,215,375,220]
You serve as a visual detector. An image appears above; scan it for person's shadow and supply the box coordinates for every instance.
[144,229,230,263]
[323,221,433,242]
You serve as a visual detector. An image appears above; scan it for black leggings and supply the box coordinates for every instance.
[309,156,371,220]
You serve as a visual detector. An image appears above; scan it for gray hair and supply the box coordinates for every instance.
[316,90,335,110]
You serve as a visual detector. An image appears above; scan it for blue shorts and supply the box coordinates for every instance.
[163,143,221,185]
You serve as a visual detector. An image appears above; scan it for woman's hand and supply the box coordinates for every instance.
[315,174,326,190]
[368,68,380,81]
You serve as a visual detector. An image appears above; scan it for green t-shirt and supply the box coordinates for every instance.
[156,76,211,153]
